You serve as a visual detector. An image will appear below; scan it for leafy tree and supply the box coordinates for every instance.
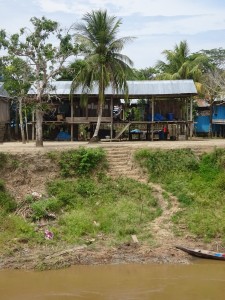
[198,48,225,70]
[0,56,33,143]
[0,59,4,81]
[127,67,158,80]
[155,40,209,82]
[71,10,134,142]
[58,59,86,81]
[0,16,78,147]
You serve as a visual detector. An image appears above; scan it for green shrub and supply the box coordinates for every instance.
[31,198,62,220]
[59,147,107,177]
[47,180,78,206]
[75,179,96,198]
[134,148,199,179]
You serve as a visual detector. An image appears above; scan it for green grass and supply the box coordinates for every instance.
[135,148,225,240]
[47,176,161,244]
[0,212,41,253]
[2,146,225,251]
[0,174,160,249]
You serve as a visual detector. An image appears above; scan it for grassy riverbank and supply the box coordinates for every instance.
[0,146,225,269]
[0,148,160,256]
[135,148,225,242]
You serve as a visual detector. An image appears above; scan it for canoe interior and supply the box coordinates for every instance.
[176,246,225,261]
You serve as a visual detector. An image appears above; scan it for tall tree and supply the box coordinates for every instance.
[127,67,158,80]
[71,10,134,142]
[198,48,225,70]
[0,16,78,147]
[1,56,33,143]
[58,59,86,81]
[155,40,209,82]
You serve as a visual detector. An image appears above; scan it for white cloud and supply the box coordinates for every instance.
[35,0,224,16]
[1,0,225,67]
[34,0,225,36]
[34,0,71,13]
[122,13,225,37]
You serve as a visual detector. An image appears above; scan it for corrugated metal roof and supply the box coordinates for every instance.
[0,83,9,98]
[28,80,197,97]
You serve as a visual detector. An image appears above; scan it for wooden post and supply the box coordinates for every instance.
[70,98,74,142]
[185,98,188,140]
[24,108,29,142]
[189,97,193,140]
[151,97,154,141]
[32,111,35,141]
[110,97,113,141]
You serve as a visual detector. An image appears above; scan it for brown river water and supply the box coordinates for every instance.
[1,261,225,300]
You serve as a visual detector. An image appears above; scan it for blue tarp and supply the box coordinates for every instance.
[56,131,71,141]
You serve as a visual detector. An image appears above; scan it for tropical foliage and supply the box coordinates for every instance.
[0,16,78,146]
[71,9,134,142]
[0,57,33,143]
[198,48,225,70]
[155,40,209,82]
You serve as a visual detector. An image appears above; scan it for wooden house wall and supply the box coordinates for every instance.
[0,99,10,123]
[43,97,114,122]
[43,97,186,122]
[154,99,184,120]
[73,98,117,118]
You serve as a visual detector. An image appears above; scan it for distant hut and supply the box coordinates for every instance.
[194,97,225,137]
[0,83,10,142]
[194,99,210,136]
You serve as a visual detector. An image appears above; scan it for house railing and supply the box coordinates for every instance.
[65,117,111,123]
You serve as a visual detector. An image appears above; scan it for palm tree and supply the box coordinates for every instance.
[155,40,208,82]
[71,10,134,142]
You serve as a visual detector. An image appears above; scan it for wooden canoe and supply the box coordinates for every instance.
[176,245,225,261]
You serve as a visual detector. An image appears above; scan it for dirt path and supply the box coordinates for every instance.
[106,146,192,263]
[1,137,225,153]
[149,183,180,244]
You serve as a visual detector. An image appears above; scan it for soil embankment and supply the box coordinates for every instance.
[0,139,225,269]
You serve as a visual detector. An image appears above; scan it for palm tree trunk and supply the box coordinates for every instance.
[89,74,104,143]
[89,102,103,143]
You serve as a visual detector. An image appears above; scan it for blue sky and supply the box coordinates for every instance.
[1,0,225,68]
